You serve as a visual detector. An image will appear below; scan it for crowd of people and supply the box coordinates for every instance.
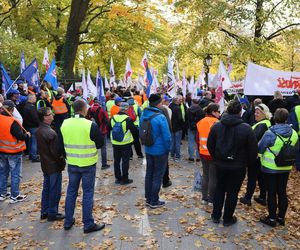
[0,81,300,234]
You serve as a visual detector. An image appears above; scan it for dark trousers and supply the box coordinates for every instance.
[113,144,131,181]
[245,158,266,200]
[212,167,246,222]
[163,161,170,185]
[41,172,62,217]
[264,172,289,219]
[132,128,143,157]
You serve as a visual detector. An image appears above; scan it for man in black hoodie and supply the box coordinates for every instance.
[207,100,258,226]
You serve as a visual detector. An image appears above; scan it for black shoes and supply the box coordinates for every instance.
[64,218,75,230]
[260,216,277,227]
[84,223,105,234]
[254,196,267,206]
[101,164,110,170]
[40,213,48,220]
[120,179,133,185]
[47,213,65,221]
[162,181,172,188]
[115,179,121,184]
[188,158,194,162]
[239,197,251,206]
[223,216,237,227]
[277,217,285,226]
[211,215,220,224]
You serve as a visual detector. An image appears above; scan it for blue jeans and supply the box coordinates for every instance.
[145,153,168,204]
[0,153,22,197]
[27,127,38,160]
[101,136,107,166]
[64,164,96,230]
[41,172,62,217]
[188,129,200,159]
[171,130,182,159]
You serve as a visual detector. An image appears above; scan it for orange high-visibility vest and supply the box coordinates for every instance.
[0,115,26,154]
[52,97,68,114]
[133,95,143,106]
[110,105,120,117]
[196,116,218,156]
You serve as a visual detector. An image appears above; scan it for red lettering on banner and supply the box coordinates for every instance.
[277,77,300,89]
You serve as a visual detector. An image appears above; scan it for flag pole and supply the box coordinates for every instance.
[5,74,22,94]
[1,105,28,133]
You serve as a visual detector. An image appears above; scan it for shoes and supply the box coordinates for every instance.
[40,213,48,220]
[208,202,213,207]
[196,159,201,162]
[162,181,172,188]
[10,194,27,204]
[211,215,220,224]
[101,164,110,170]
[174,158,180,163]
[64,218,75,230]
[260,216,276,227]
[84,223,105,234]
[223,216,237,227]
[188,158,194,162]
[47,213,65,221]
[0,192,11,201]
[201,199,208,205]
[254,196,267,206]
[129,157,133,160]
[138,155,144,159]
[145,201,151,207]
[32,158,40,163]
[120,179,133,185]
[115,179,121,184]
[276,217,285,226]
[239,197,251,206]
[150,200,165,209]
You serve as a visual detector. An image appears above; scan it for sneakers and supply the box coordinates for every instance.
[145,200,151,207]
[223,216,237,227]
[0,192,11,201]
[254,196,267,206]
[120,179,133,185]
[101,164,110,170]
[149,200,165,209]
[260,216,277,227]
[10,194,27,204]
[239,197,251,206]
[162,181,172,188]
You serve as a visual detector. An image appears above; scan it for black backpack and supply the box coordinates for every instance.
[268,132,297,167]
[140,113,160,146]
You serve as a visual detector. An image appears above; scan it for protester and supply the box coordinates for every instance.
[187,97,205,162]
[197,103,220,206]
[259,108,298,227]
[109,102,138,185]
[268,91,287,118]
[23,94,40,162]
[61,99,105,233]
[52,87,69,133]
[0,100,30,203]
[36,107,65,221]
[199,91,213,108]
[288,104,300,171]
[110,96,123,117]
[240,103,272,206]
[207,100,258,226]
[140,94,172,208]
[106,93,116,118]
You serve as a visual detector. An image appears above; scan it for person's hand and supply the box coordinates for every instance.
[26,131,31,137]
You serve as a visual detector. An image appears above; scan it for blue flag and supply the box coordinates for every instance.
[145,64,153,98]
[44,58,58,90]
[0,64,13,95]
[96,67,106,109]
[20,58,40,91]
[20,51,26,74]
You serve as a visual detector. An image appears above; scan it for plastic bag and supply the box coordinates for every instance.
[193,169,202,192]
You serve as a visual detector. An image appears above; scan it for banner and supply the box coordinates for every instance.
[226,80,244,94]
[244,62,300,96]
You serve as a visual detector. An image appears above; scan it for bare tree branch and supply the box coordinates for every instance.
[266,23,300,40]
[219,28,240,41]
[261,0,284,30]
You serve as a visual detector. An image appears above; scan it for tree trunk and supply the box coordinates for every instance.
[61,0,90,78]
[254,0,264,40]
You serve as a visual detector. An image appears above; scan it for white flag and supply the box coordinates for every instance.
[182,71,187,98]
[82,69,88,100]
[42,47,50,71]
[188,76,194,95]
[109,57,115,86]
[86,70,97,98]
[141,52,148,70]
[125,58,132,81]
[104,75,110,89]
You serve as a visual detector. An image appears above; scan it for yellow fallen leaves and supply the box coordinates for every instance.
[163,231,174,238]
[72,241,87,249]
[194,240,202,248]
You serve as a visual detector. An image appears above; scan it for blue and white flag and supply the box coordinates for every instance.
[20,58,40,91]
[20,51,26,74]
[141,53,153,98]
[96,67,106,108]
[0,64,13,96]
[44,58,58,90]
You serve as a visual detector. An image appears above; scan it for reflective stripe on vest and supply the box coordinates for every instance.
[0,115,26,154]
[252,119,271,131]
[180,103,185,122]
[61,117,98,167]
[295,105,300,135]
[52,97,68,114]
[110,114,133,145]
[133,104,140,126]
[261,130,298,171]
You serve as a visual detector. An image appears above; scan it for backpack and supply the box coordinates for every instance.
[268,132,297,167]
[140,113,160,146]
[215,125,237,161]
[127,106,137,122]
[111,117,127,142]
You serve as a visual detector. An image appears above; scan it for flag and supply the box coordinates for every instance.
[176,60,180,81]
[182,71,187,98]
[188,76,194,96]
[0,64,13,95]
[81,69,88,100]
[137,74,145,91]
[96,67,106,106]
[86,70,97,98]
[141,53,153,98]
[125,58,132,82]
[104,75,110,89]
[44,58,58,90]
[20,51,26,74]
[109,57,115,87]
[167,55,176,97]
[150,68,158,95]
[20,58,40,91]
[42,47,50,71]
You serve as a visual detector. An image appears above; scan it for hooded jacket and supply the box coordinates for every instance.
[140,107,172,156]
[207,113,258,170]
[186,104,205,130]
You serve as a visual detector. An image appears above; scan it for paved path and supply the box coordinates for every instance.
[0,141,299,249]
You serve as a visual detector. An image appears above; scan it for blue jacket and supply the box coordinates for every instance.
[258,124,298,174]
[140,107,172,156]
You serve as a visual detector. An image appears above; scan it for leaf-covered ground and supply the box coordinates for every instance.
[0,141,299,249]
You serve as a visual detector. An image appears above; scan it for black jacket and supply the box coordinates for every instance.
[207,113,258,170]
[169,102,185,132]
[186,104,205,130]
[23,102,40,128]
[199,97,213,109]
